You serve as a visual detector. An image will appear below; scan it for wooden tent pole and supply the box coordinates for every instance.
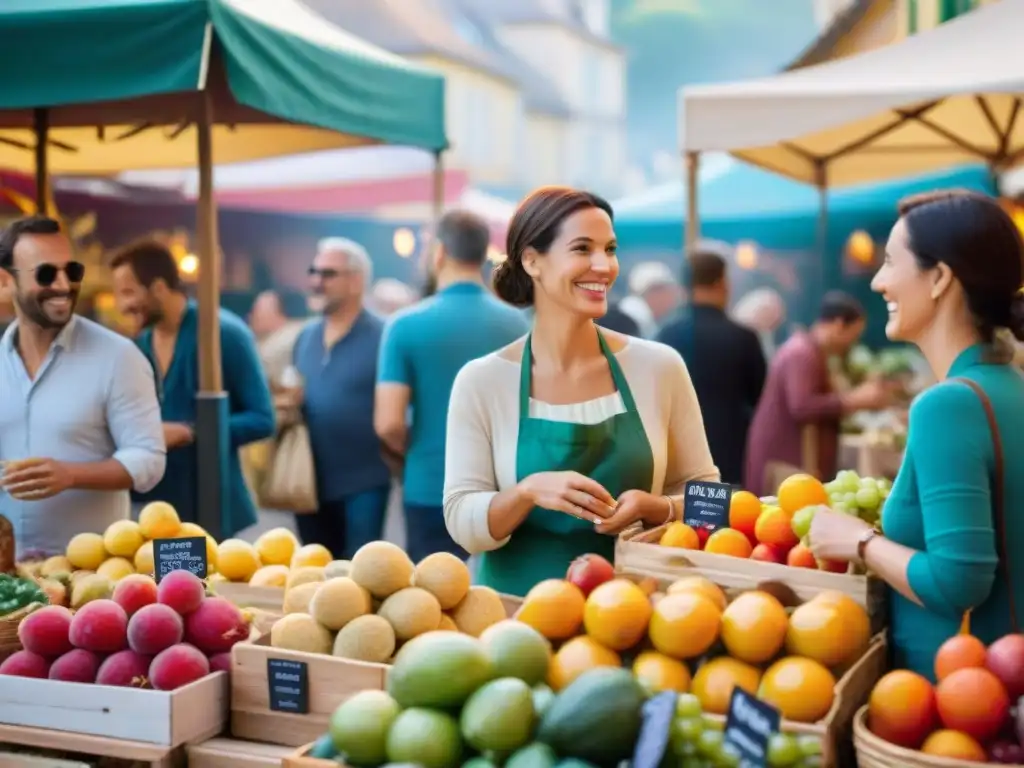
[815,162,829,307]
[33,109,49,215]
[194,90,228,541]
[685,151,700,251]
[431,150,444,223]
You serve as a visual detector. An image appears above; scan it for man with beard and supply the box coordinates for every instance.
[109,239,274,538]
[0,216,165,555]
[289,237,390,558]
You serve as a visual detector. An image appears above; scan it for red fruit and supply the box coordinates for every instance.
[96,649,152,687]
[695,525,712,548]
[868,670,938,748]
[49,649,102,683]
[18,605,74,658]
[565,554,615,597]
[157,570,205,616]
[149,643,210,690]
[128,603,184,656]
[987,634,1024,699]
[936,667,1010,743]
[750,543,786,564]
[0,649,51,678]
[184,596,248,655]
[818,558,848,573]
[112,574,159,617]
[69,599,129,653]
[209,652,232,674]
[786,544,817,569]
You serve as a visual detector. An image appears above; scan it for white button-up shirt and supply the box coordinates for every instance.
[0,316,166,555]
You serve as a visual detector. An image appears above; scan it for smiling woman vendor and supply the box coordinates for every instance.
[443,187,719,596]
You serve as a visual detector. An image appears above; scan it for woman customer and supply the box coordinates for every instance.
[808,190,1024,679]
[443,186,719,596]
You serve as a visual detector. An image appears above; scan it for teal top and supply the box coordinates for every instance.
[882,345,1024,679]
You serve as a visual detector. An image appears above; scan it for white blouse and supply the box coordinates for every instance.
[443,337,720,554]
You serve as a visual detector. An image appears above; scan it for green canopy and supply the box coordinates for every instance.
[0,0,447,173]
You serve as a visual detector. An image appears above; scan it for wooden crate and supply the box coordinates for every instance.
[706,633,888,768]
[187,737,294,768]
[211,581,285,613]
[231,594,523,748]
[0,671,228,746]
[283,743,342,768]
[615,525,888,632]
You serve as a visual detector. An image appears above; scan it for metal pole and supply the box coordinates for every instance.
[685,151,700,251]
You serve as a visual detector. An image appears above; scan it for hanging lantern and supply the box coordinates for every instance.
[846,230,875,265]
[735,241,758,270]
[393,227,416,258]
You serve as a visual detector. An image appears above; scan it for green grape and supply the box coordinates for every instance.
[824,480,841,495]
[675,716,705,743]
[796,756,823,768]
[828,493,844,506]
[831,502,850,515]
[858,476,878,490]
[715,742,742,768]
[841,492,857,508]
[791,507,816,539]
[855,486,880,509]
[766,733,801,767]
[703,716,724,731]
[797,735,823,757]
[876,478,892,492]
[859,507,880,525]
[676,692,703,719]
[697,729,724,758]
[679,758,709,768]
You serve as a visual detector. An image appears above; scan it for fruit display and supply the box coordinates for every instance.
[0,573,47,616]
[821,469,889,526]
[513,558,871,726]
[209,526,340,586]
[865,632,1024,764]
[266,542,507,661]
[0,569,250,689]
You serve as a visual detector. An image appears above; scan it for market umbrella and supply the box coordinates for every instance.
[0,0,448,538]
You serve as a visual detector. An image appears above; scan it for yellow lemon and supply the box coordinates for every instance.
[134,540,154,576]
[138,501,181,539]
[66,532,108,571]
[103,520,144,558]
[97,557,135,582]
[249,564,290,588]
[290,543,333,569]
[218,539,262,582]
[254,527,298,567]
[175,523,219,573]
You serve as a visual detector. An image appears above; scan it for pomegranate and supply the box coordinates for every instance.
[565,554,615,596]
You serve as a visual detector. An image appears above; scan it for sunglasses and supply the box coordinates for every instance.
[9,261,85,287]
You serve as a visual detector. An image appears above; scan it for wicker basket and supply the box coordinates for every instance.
[0,602,43,662]
[853,705,1018,768]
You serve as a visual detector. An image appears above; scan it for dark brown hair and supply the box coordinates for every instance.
[898,189,1024,344]
[818,290,864,324]
[493,186,613,307]
[686,247,727,288]
[0,216,61,270]
[108,238,183,292]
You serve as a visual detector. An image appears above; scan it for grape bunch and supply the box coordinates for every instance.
[670,692,824,768]
[824,470,890,526]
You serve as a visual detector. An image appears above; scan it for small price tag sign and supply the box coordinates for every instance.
[153,537,208,582]
[724,688,781,768]
[631,691,677,768]
[682,480,733,534]
[267,658,309,714]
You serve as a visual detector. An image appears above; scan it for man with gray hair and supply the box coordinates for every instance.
[619,260,681,337]
[290,236,391,557]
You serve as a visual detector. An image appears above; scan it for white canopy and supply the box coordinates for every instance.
[679,0,1024,187]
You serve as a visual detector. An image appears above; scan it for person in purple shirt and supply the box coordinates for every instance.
[744,292,891,495]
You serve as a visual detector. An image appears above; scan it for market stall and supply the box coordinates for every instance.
[0,0,448,540]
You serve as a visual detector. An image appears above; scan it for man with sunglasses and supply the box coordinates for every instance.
[0,216,166,556]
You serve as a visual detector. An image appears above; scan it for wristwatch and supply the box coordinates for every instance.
[856,527,882,566]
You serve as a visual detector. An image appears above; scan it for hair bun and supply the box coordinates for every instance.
[492,259,535,307]
[1008,291,1024,342]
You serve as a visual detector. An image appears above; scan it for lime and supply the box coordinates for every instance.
[766,733,801,767]
[386,708,462,768]
[479,620,552,686]
[461,677,535,752]
[329,690,399,766]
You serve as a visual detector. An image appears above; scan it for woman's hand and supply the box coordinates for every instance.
[519,471,616,523]
[808,506,873,563]
[596,490,672,535]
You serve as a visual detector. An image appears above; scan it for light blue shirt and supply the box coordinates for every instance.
[0,316,166,556]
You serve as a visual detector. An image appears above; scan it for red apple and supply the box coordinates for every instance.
[565,554,615,597]
[987,634,1024,699]
[787,544,817,569]
[750,543,785,564]
[695,525,713,548]
[818,558,849,573]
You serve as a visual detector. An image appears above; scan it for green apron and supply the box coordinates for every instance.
[477,330,655,596]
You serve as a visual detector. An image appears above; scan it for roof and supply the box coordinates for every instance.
[785,0,876,70]
[678,0,1024,187]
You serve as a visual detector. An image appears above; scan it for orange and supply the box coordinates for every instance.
[786,543,817,569]
[935,667,1010,743]
[728,491,762,541]
[758,657,836,723]
[920,730,986,761]
[786,594,870,669]
[777,474,828,515]
[704,528,753,558]
[667,576,727,612]
[691,657,761,715]
[632,651,691,694]
[754,506,798,549]
[547,635,621,691]
[583,579,652,651]
[517,579,586,641]
[648,592,721,659]
[659,522,700,549]
[934,634,987,682]
[868,670,938,748]
[721,591,788,664]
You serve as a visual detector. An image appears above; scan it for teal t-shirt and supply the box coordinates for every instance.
[882,345,1024,679]
[377,282,529,506]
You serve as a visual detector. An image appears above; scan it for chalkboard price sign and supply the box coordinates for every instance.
[724,688,781,767]
[682,480,734,534]
[631,691,676,768]
[153,537,208,582]
[268,658,309,714]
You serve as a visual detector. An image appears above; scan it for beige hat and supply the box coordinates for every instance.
[628,261,676,296]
